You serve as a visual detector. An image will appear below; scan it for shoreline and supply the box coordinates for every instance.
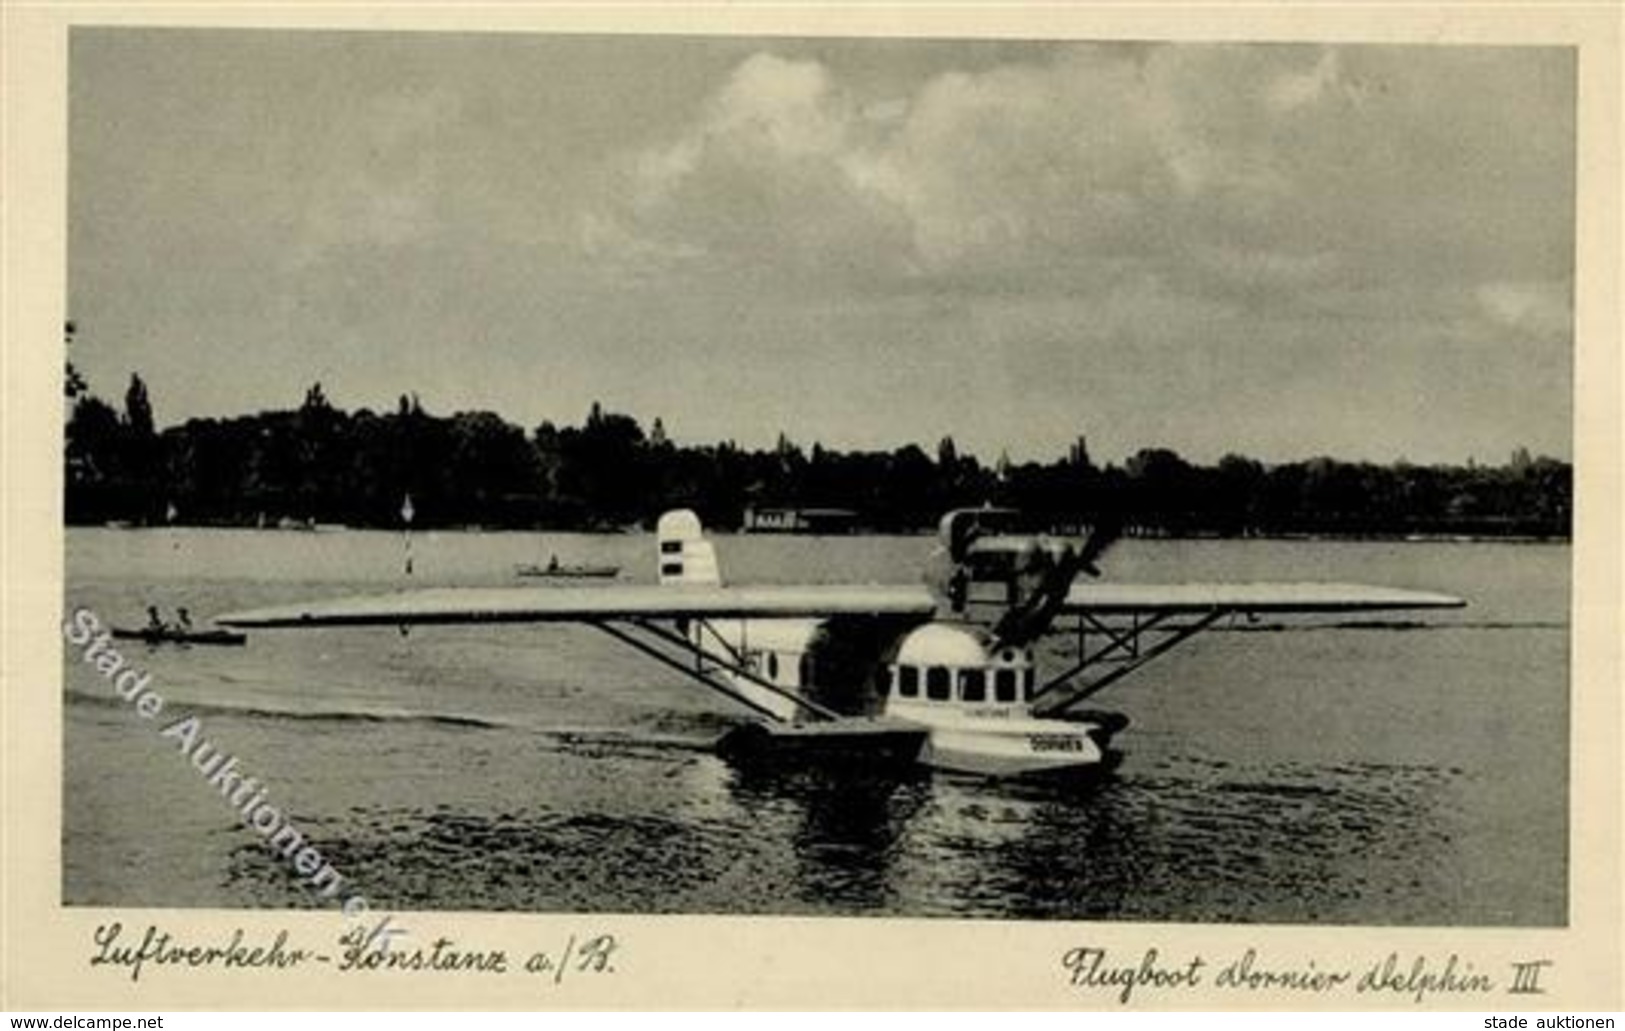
[67,521,1572,545]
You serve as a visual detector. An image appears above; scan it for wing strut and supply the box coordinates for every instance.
[593,619,841,723]
[1031,609,1227,716]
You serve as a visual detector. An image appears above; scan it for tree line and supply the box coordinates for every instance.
[63,375,1571,539]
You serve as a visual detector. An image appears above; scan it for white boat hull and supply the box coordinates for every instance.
[921,725,1108,777]
[906,711,1119,777]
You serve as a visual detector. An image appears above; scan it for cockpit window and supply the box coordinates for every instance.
[994,668,1017,703]
[898,665,919,698]
[926,667,951,701]
[960,669,986,703]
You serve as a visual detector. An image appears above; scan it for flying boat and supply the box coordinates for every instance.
[219,508,1464,778]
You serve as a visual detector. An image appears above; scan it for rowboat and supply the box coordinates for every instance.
[514,562,620,579]
[111,627,248,646]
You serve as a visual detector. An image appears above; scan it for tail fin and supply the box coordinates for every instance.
[656,509,720,585]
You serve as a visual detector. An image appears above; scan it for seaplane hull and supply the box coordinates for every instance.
[915,719,1111,777]
[715,718,929,771]
[716,714,1122,778]
[694,613,1122,776]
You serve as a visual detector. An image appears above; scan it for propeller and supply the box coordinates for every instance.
[990,516,1122,647]
[924,507,1125,646]
[1075,514,1123,579]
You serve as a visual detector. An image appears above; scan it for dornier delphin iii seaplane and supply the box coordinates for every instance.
[220,508,1464,779]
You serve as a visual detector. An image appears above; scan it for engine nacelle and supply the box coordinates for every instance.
[926,508,1098,646]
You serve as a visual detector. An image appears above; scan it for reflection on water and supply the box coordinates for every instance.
[727,764,932,913]
[207,725,1469,924]
[65,528,1567,924]
[962,759,1463,923]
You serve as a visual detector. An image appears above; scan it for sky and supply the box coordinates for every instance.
[67,29,1574,466]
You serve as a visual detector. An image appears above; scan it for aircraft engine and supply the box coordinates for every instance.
[924,508,1121,648]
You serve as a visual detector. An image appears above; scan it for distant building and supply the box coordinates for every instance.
[743,507,859,534]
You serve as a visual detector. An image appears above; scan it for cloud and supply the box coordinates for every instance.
[704,53,853,159]
[577,41,1572,345]
[1476,280,1571,340]
[578,53,920,284]
[1265,49,1351,112]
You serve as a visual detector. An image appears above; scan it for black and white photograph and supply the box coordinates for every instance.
[7,5,1620,1012]
[55,25,1576,926]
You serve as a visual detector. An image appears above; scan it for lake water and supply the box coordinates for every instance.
[61,527,1568,924]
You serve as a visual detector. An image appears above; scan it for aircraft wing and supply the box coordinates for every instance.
[1060,582,1465,615]
[218,584,938,628]
[219,580,1461,629]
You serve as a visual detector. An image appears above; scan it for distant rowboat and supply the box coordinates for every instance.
[111,627,248,646]
[514,562,620,580]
